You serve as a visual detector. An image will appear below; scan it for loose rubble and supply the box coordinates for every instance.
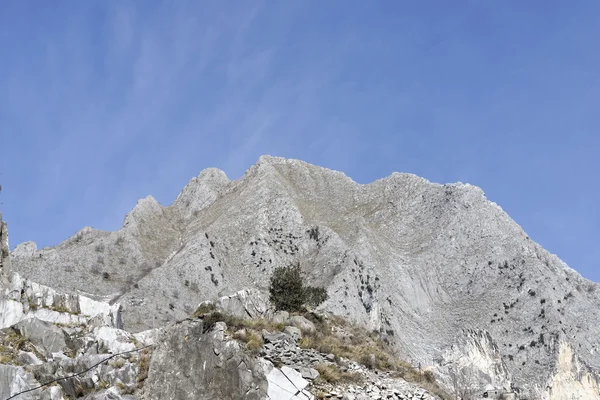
[0,285,446,400]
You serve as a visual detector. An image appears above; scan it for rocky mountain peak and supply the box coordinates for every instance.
[4,156,600,399]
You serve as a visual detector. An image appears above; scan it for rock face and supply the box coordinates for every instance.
[218,289,272,320]
[0,272,122,331]
[0,212,11,282]
[1,277,443,400]
[0,274,137,399]
[7,156,600,397]
[140,319,268,400]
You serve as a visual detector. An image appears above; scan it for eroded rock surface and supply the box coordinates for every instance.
[140,319,267,400]
[5,157,600,397]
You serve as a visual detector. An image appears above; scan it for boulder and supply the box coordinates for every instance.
[39,386,65,400]
[262,329,294,344]
[272,311,290,325]
[217,289,271,319]
[12,318,66,357]
[283,326,302,342]
[141,319,268,399]
[264,364,314,400]
[297,366,320,380]
[289,316,316,334]
[17,351,43,365]
[0,364,39,400]
[82,387,136,399]
[93,326,136,354]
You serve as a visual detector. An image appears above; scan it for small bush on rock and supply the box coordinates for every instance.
[268,264,328,312]
[303,286,328,308]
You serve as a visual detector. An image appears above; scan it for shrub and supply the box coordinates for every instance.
[268,264,328,312]
[193,302,216,317]
[304,286,329,308]
[269,264,304,311]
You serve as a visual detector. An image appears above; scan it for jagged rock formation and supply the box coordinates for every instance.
[0,212,11,282]
[7,156,600,398]
[0,272,134,399]
[0,282,445,400]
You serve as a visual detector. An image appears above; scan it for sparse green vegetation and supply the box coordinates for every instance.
[109,357,126,368]
[268,264,328,312]
[116,381,135,394]
[198,310,284,335]
[195,305,450,398]
[51,303,79,314]
[0,329,31,365]
[192,302,216,317]
[190,297,450,398]
[307,226,320,241]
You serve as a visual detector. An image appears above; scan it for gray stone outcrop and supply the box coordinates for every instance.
[0,212,11,282]
[7,156,600,396]
[140,319,268,400]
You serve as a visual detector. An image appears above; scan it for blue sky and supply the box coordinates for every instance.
[0,1,598,282]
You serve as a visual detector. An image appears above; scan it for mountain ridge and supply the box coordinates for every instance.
[8,155,600,398]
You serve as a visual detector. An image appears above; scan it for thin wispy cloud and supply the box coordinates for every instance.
[0,1,598,281]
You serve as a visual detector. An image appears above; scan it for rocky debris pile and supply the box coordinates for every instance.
[0,273,122,331]
[0,267,153,399]
[0,312,154,400]
[0,275,447,400]
[217,288,272,320]
[140,318,270,400]
[204,290,445,399]
[318,377,439,400]
[255,319,440,400]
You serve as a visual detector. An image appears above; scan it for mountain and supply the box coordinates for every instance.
[8,156,600,398]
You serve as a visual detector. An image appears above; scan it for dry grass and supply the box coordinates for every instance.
[200,311,284,335]
[315,391,329,400]
[0,329,28,365]
[298,319,393,370]
[51,304,79,314]
[117,381,136,394]
[192,309,451,399]
[109,357,126,368]
[314,363,363,384]
[97,380,110,389]
[233,329,264,355]
[299,313,452,400]
[137,348,152,389]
